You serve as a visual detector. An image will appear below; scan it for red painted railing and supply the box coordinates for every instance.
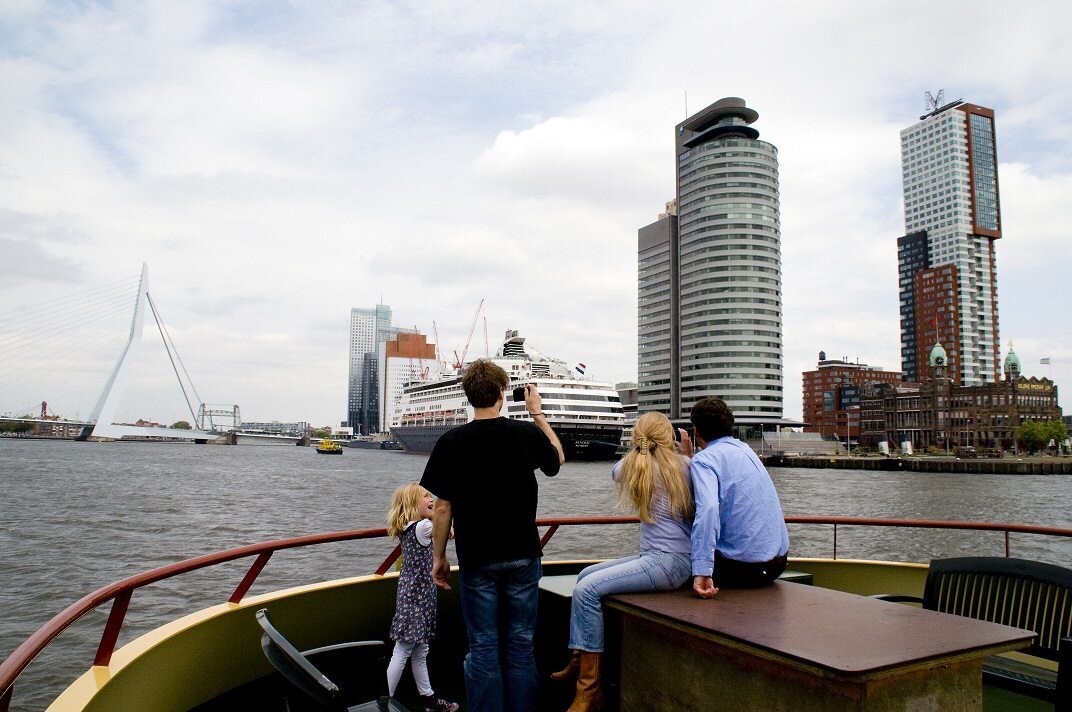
[2,515,1070,711]
[785,516,1072,559]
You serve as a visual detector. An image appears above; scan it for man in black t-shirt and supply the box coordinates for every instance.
[421,359,563,712]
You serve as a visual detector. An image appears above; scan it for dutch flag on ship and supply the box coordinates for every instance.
[575,363,586,375]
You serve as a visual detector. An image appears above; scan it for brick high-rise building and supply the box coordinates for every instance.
[377,332,438,434]
[898,99,1002,385]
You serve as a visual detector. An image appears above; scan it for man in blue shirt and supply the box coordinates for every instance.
[688,397,790,598]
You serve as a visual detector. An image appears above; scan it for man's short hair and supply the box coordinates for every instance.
[463,359,509,408]
[690,397,734,441]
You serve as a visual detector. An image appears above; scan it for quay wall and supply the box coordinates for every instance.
[762,455,1072,475]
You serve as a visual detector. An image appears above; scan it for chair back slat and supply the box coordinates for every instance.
[923,557,1072,662]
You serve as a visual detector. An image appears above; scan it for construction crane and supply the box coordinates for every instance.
[925,90,944,113]
[432,320,444,370]
[409,326,419,382]
[452,299,485,369]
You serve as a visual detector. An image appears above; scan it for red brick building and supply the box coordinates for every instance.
[802,351,902,443]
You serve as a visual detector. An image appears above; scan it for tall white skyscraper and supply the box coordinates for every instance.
[348,305,413,434]
[898,100,1001,385]
[639,97,784,429]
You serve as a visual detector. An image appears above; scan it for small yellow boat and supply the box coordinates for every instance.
[315,439,343,454]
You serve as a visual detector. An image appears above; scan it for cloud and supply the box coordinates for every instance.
[1,0,1071,426]
[474,99,668,211]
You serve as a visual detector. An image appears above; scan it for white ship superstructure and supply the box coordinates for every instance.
[390,330,624,460]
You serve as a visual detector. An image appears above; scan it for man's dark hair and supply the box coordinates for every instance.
[690,397,735,442]
[462,359,509,408]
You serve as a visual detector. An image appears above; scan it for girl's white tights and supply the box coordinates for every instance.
[386,640,432,697]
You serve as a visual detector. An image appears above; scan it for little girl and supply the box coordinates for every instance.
[385,484,459,712]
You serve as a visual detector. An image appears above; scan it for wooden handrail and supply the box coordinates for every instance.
[2,516,1070,711]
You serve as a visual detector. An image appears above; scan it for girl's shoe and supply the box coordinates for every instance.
[421,696,459,712]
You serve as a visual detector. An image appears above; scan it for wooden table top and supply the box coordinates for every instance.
[607,582,1035,676]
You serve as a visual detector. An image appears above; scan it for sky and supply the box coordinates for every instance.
[1,0,1070,429]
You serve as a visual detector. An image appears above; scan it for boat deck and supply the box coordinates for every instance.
[3,517,1067,712]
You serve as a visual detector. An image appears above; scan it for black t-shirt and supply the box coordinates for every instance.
[419,417,561,568]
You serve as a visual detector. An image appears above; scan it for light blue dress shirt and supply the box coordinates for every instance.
[689,436,789,577]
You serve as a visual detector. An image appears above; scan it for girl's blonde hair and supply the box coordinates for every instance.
[618,412,693,523]
[386,483,429,538]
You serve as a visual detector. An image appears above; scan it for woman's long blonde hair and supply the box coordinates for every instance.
[618,412,693,523]
[386,483,428,538]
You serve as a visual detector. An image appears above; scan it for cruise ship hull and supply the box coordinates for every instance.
[549,424,621,461]
[390,424,456,455]
[392,422,622,461]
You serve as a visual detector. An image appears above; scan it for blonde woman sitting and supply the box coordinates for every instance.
[551,412,694,712]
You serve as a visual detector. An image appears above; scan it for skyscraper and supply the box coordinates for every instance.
[637,201,677,415]
[898,100,1001,385]
[638,97,783,427]
[348,305,413,434]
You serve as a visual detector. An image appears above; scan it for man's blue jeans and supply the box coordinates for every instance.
[458,557,541,712]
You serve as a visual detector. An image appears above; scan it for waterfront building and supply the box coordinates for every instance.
[239,421,310,437]
[802,352,902,444]
[637,202,677,416]
[616,382,639,450]
[347,305,414,434]
[638,97,785,433]
[859,344,1060,453]
[897,100,1002,385]
[31,420,85,438]
[376,332,438,434]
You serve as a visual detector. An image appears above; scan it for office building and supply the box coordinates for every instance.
[898,100,1002,385]
[377,332,438,434]
[637,201,677,415]
[348,305,413,434]
[638,97,784,430]
[802,351,902,443]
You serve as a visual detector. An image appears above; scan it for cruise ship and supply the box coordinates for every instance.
[390,330,625,460]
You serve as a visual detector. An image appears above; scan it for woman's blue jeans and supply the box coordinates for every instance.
[569,550,691,652]
[458,557,541,712]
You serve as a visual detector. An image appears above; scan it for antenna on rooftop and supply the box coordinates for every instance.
[684,90,688,119]
[925,90,945,114]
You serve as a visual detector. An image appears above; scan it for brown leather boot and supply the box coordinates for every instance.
[566,651,603,712]
[550,649,581,681]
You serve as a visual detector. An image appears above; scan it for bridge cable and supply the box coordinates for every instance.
[144,293,203,409]
[145,293,200,424]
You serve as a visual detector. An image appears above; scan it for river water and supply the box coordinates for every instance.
[1,439,1070,711]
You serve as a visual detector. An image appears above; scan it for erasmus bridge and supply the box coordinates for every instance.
[0,264,240,441]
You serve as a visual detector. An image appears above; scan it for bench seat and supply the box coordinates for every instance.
[874,556,1071,705]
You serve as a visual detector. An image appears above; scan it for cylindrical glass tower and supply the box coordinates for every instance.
[674,98,782,423]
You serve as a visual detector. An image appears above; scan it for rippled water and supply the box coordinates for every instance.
[1,439,1070,711]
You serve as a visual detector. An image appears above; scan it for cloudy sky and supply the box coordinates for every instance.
[1,0,1070,428]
